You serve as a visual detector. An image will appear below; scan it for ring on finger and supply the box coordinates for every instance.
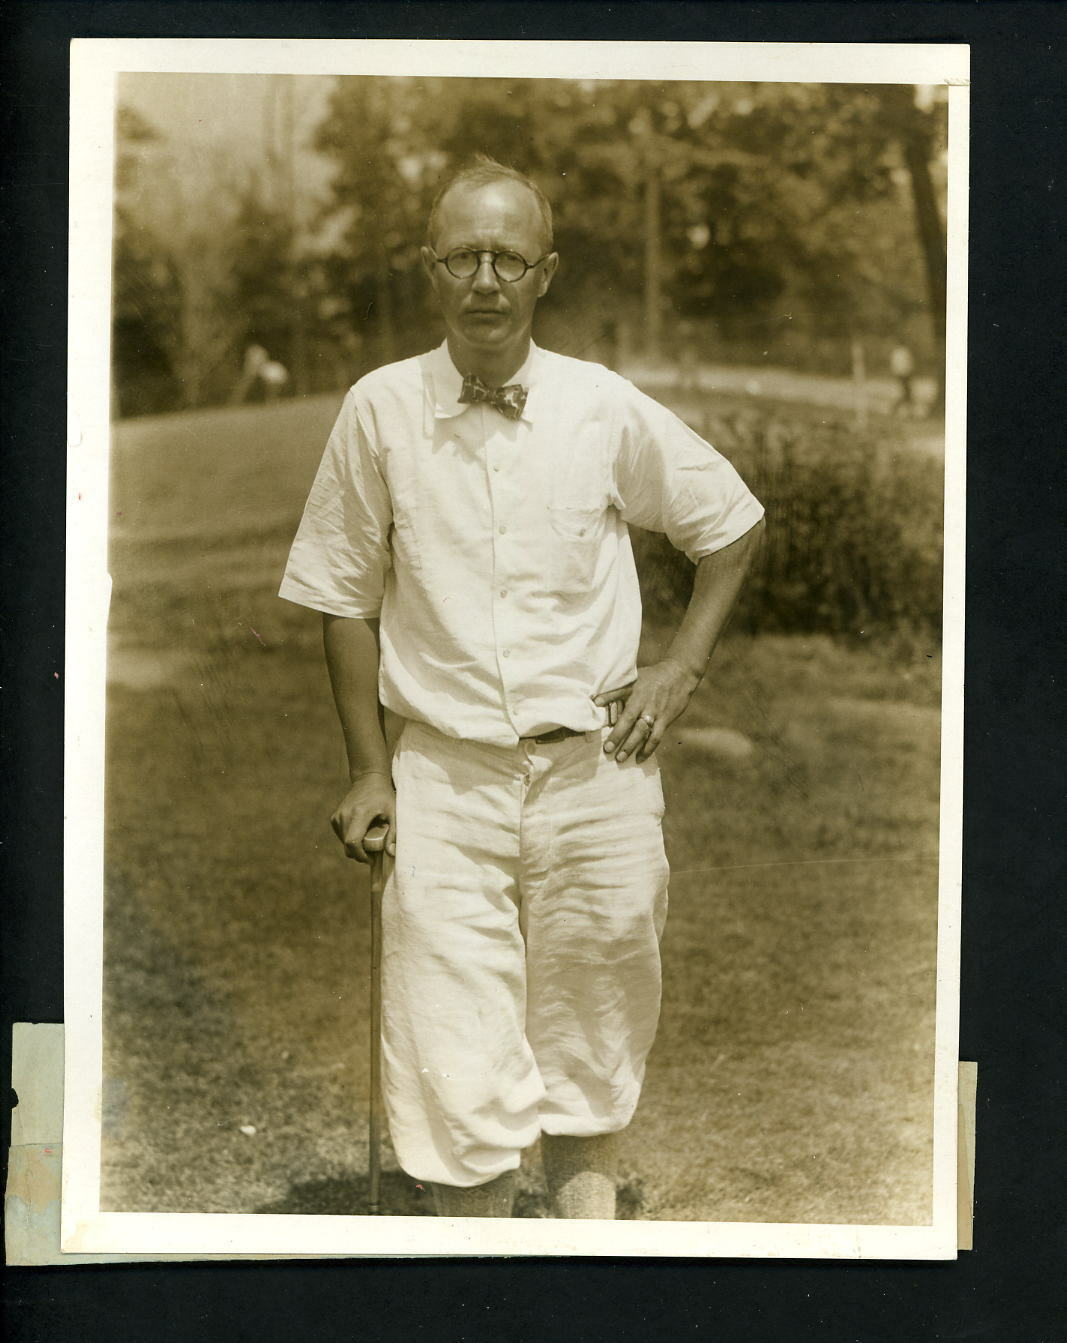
[638,713,656,731]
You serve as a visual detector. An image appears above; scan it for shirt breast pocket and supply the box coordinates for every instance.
[548,503,603,595]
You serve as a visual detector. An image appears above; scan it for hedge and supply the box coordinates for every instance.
[632,396,945,643]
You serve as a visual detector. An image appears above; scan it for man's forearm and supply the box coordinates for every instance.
[665,518,764,680]
[322,613,391,781]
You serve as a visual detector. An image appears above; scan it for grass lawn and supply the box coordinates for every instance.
[100,396,941,1224]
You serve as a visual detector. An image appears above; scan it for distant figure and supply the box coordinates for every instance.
[889,343,917,418]
[230,343,269,404]
[259,359,290,402]
[232,344,289,404]
[243,342,269,378]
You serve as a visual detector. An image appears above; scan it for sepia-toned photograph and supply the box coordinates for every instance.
[63,39,967,1259]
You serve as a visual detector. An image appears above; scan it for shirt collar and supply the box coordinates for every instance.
[425,340,542,426]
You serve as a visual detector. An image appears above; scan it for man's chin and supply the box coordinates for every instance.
[456,321,514,348]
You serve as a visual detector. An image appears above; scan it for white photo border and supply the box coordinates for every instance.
[63,36,970,1260]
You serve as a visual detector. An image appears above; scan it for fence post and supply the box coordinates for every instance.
[851,335,869,431]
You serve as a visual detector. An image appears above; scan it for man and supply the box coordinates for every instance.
[280,156,764,1219]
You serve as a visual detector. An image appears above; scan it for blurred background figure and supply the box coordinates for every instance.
[889,342,918,418]
[231,342,270,404]
[232,343,289,403]
[259,357,290,401]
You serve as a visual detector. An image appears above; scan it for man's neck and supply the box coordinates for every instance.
[447,336,531,388]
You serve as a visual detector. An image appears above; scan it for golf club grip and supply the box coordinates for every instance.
[364,822,389,855]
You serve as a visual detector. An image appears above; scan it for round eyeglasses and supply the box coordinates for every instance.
[433,247,551,283]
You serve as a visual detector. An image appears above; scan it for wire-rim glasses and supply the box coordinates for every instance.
[433,247,550,283]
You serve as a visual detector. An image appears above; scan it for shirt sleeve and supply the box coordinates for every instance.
[612,379,765,563]
[278,388,393,618]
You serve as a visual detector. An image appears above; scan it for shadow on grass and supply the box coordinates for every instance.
[256,1173,648,1220]
[256,1171,434,1217]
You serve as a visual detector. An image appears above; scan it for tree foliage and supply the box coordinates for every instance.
[312,77,945,374]
[112,105,180,415]
[114,79,946,412]
[113,103,329,413]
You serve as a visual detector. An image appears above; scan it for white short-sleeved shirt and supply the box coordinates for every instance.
[280,342,764,747]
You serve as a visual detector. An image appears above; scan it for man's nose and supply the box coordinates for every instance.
[472,255,501,293]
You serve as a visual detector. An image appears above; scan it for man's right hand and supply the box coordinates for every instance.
[330,771,397,863]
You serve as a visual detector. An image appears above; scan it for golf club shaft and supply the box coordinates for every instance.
[365,825,388,1216]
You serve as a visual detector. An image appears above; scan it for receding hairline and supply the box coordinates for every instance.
[426,161,554,252]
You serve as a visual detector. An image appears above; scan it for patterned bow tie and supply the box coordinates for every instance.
[458,372,528,421]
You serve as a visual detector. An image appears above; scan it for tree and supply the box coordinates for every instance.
[112,105,180,415]
[314,79,442,367]
[228,173,298,369]
[873,85,948,401]
[310,77,945,377]
[659,83,940,359]
[113,105,252,411]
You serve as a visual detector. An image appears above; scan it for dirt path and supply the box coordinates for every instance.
[623,359,945,457]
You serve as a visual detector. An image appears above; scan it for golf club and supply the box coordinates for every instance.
[363,822,389,1215]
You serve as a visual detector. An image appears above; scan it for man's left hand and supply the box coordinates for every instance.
[593,660,702,762]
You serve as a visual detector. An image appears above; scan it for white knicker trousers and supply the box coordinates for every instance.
[380,719,670,1187]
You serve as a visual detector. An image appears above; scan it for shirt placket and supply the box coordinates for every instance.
[484,407,523,736]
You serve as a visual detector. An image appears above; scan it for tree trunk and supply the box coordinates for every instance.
[377,246,397,366]
[850,333,869,430]
[280,78,309,395]
[643,165,662,363]
[884,87,947,410]
[902,131,946,351]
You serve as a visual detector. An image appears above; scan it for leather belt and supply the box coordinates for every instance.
[521,725,586,745]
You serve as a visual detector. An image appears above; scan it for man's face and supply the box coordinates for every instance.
[421,180,558,368]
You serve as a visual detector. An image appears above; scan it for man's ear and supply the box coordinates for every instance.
[420,245,439,286]
[537,252,560,298]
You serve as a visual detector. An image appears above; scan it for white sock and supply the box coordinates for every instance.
[542,1133,619,1220]
[431,1170,516,1218]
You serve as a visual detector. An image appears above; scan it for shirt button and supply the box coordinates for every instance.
[493,464,500,473]
[502,648,511,658]
[499,588,508,598]
[499,524,507,534]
